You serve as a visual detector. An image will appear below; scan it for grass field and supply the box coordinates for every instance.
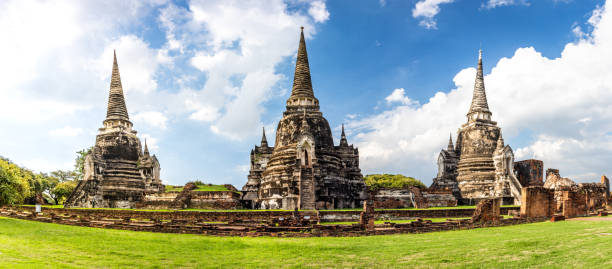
[1,217,611,268]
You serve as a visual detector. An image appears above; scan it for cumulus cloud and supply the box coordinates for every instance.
[0,0,328,175]
[412,0,455,29]
[353,2,612,183]
[385,88,418,105]
[482,0,530,9]
[308,1,330,23]
[49,126,84,137]
[133,111,169,129]
[159,0,326,139]
[139,134,160,151]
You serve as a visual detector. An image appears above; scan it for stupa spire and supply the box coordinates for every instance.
[105,50,130,122]
[290,27,315,99]
[261,127,269,147]
[496,131,505,150]
[300,110,311,134]
[339,124,349,147]
[144,139,150,156]
[467,49,491,119]
[447,133,454,151]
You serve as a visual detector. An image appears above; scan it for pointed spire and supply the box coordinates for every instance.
[106,50,130,122]
[144,139,150,156]
[447,133,454,151]
[260,127,268,147]
[300,110,311,134]
[290,27,315,99]
[339,124,349,147]
[496,131,504,150]
[468,49,491,117]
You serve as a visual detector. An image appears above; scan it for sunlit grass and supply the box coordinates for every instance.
[1,216,611,268]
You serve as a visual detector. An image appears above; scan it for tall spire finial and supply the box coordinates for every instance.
[300,110,311,134]
[105,50,130,122]
[467,49,491,120]
[289,27,315,100]
[447,133,454,151]
[496,131,504,150]
[144,138,150,156]
[339,123,349,147]
[261,126,268,147]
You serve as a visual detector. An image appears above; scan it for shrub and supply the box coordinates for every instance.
[364,174,426,190]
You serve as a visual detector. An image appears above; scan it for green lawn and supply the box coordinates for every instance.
[1,217,611,268]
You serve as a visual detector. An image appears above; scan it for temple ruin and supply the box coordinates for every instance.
[65,51,163,209]
[242,28,367,210]
[432,50,522,205]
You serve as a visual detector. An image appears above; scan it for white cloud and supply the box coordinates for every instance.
[308,1,330,23]
[482,0,530,9]
[158,0,326,139]
[133,111,169,129]
[49,126,84,137]
[354,1,612,183]
[412,0,455,29]
[139,134,160,151]
[385,88,417,105]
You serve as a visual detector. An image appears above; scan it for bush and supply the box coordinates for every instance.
[0,158,31,205]
[364,174,426,190]
[52,181,78,204]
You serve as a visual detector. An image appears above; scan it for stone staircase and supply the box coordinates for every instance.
[300,168,315,209]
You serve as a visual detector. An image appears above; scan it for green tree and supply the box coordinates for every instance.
[74,147,92,181]
[52,181,78,205]
[364,174,426,190]
[0,158,31,205]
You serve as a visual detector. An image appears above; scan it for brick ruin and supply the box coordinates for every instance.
[514,159,544,187]
[241,28,366,210]
[471,198,502,223]
[2,204,534,237]
[136,183,243,210]
[65,52,163,209]
[431,50,522,205]
[520,170,610,218]
[370,187,457,209]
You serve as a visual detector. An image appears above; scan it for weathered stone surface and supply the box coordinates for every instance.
[359,200,375,231]
[65,52,163,209]
[242,28,366,210]
[471,198,501,223]
[520,186,555,218]
[433,51,521,205]
[514,159,544,187]
[137,183,242,210]
[371,187,457,209]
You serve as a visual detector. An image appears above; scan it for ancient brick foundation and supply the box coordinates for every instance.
[520,186,555,218]
[371,187,457,209]
[1,206,544,237]
[471,198,501,223]
[514,159,544,187]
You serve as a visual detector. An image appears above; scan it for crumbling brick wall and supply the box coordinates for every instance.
[520,186,555,218]
[561,189,587,218]
[514,159,543,187]
[471,198,501,223]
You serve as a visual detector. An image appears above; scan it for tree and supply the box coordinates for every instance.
[364,174,426,190]
[51,181,77,205]
[0,158,31,206]
[74,147,92,181]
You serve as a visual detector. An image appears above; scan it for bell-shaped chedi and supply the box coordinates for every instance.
[242,28,366,210]
[432,50,522,205]
[65,51,163,209]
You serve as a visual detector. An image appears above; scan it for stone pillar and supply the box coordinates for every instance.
[359,200,375,231]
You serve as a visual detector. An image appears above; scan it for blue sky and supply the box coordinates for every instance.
[1,0,611,188]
